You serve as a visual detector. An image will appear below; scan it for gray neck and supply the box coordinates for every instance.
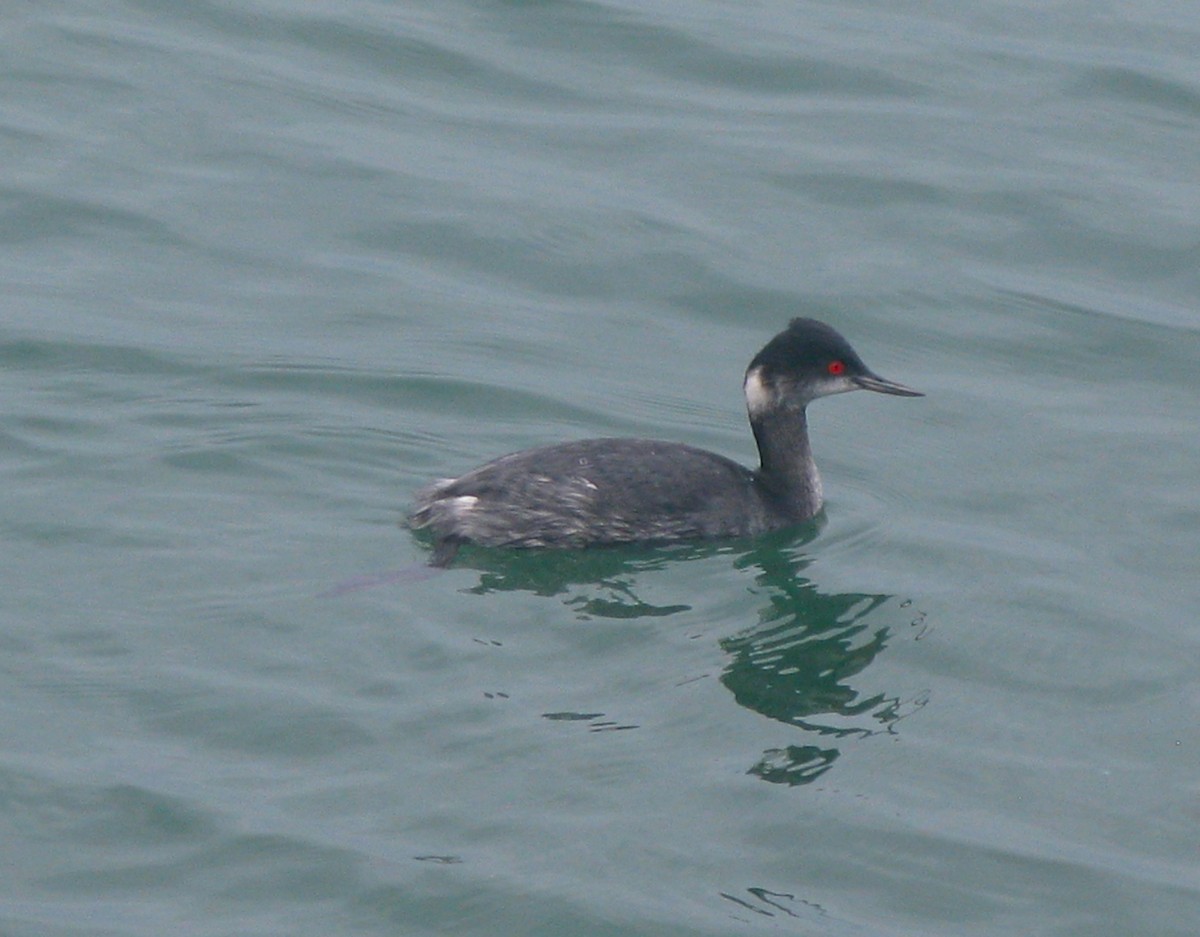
[750,406,823,519]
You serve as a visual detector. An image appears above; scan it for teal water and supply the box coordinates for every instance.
[3,2,1200,935]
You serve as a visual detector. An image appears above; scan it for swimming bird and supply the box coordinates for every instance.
[409,318,921,566]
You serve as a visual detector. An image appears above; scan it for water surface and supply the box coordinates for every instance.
[3,2,1199,935]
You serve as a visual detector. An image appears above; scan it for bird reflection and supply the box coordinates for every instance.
[457,539,716,617]
[720,539,928,784]
[404,530,928,786]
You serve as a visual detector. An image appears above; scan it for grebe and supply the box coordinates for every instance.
[409,318,921,566]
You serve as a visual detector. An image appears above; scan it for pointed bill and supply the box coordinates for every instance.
[853,372,923,397]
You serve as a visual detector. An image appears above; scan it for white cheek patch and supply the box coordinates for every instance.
[743,366,773,416]
[824,376,858,397]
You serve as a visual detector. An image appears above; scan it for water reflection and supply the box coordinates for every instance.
[725,539,929,784]
[456,540,718,617]
[422,534,926,785]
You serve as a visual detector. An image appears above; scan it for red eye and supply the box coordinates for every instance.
[827,360,845,375]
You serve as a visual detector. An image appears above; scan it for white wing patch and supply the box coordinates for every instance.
[449,495,479,517]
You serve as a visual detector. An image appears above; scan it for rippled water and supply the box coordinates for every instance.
[3,2,1199,935]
